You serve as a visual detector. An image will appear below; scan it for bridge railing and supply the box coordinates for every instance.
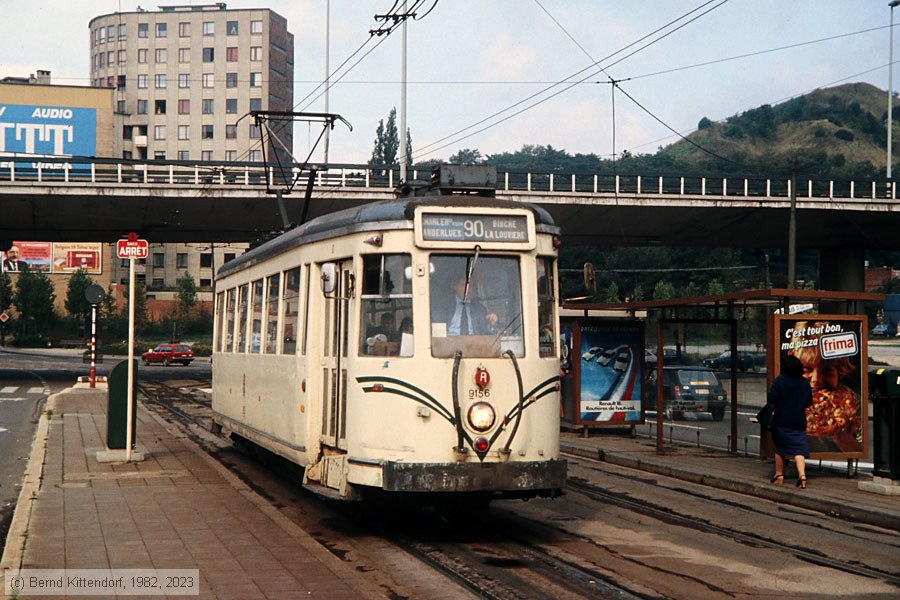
[0,156,894,200]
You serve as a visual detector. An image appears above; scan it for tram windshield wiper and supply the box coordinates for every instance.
[462,245,481,303]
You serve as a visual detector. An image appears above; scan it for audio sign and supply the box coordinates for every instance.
[421,214,528,243]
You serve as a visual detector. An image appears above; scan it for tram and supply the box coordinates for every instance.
[211,167,566,502]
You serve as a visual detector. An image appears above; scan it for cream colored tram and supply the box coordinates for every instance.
[212,194,566,502]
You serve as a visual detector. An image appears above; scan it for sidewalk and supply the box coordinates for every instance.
[560,430,900,532]
[1,384,384,599]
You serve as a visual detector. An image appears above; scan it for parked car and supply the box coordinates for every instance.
[702,350,762,372]
[647,366,728,421]
[871,323,891,337]
[142,343,194,366]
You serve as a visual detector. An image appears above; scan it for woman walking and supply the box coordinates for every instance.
[766,355,813,488]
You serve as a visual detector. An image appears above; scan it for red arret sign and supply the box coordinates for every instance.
[116,237,149,260]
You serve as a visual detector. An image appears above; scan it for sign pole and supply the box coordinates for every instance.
[90,303,97,388]
[126,256,135,462]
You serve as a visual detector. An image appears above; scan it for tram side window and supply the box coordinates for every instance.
[359,254,413,357]
[224,288,236,352]
[250,279,264,353]
[214,291,225,352]
[237,284,249,352]
[537,257,557,358]
[264,273,280,354]
[282,267,301,355]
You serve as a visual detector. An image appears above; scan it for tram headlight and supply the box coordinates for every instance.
[467,401,496,432]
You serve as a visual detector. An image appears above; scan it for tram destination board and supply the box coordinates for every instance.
[420,213,529,243]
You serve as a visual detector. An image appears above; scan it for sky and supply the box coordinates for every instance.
[0,1,895,165]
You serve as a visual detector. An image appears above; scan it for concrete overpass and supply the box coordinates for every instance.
[0,160,897,254]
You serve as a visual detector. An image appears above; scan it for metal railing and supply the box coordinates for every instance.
[0,156,895,201]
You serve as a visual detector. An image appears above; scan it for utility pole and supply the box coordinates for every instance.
[323,0,331,165]
[399,0,408,183]
[787,168,797,289]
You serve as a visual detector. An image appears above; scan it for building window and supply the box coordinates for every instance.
[156,23,167,37]
[178,73,190,88]
[226,47,238,62]
[155,74,167,89]
[226,72,237,88]
[138,74,148,89]
[227,20,238,35]
[226,98,237,114]
[202,99,214,114]
[117,75,126,89]
[225,150,236,161]
[250,73,262,87]
[202,47,214,62]
[176,253,188,268]
[155,48,166,63]
[202,124,214,140]
[178,125,189,140]
[154,125,166,140]
[202,73,214,88]
[154,99,166,115]
[137,99,148,114]
[118,50,126,64]
[152,253,165,268]
[178,99,190,114]
[123,126,133,140]
[201,150,213,161]
[138,23,148,38]
[179,48,190,63]
[200,253,213,268]
[118,23,126,40]
[249,98,262,111]
[154,151,166,160]
[117,100,126,114]
[179,21,190,37]
[107,25,115,41]
[226,124,237,139]
[152,278,165,288]
[203,21,214,35]
[249,149,262,162]
[251,20,262,34]
[249,124,261,139]
[178,150,190,161]
[200,278,212,288]
[250,46,262,61]
[98,53,106,68]
[99,26,106,43]
[107,51,115,66]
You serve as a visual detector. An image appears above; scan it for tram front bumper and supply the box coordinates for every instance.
[380,459,567,494]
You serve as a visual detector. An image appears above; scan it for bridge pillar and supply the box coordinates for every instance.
[819,246,865,314]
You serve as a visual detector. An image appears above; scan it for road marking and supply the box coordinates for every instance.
[0,427,7,433]
[28,387,45,394]
[0,397,29,402]
[1,386,17,394]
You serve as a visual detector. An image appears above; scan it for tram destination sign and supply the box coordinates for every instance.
[421,213,529,243]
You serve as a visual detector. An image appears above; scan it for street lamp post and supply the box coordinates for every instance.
[889,1,900,184]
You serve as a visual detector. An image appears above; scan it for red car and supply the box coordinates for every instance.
[141,343,194,366]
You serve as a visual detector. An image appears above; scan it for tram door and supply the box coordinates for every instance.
[320,259,352,453]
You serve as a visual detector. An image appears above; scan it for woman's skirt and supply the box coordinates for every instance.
[772,426,810,459]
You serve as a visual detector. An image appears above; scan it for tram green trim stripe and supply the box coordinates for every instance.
[357,375,455,422]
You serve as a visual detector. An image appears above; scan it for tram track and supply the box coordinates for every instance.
[561,451,900,589]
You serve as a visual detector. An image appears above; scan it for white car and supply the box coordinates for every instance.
[582,346,603,361]
[613,350,630,372]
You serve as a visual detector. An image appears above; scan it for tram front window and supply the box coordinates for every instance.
[429,254,523,358]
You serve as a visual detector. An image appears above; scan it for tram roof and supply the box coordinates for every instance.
[218,196,558,279]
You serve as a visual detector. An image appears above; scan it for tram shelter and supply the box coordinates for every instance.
[561,288,883,454]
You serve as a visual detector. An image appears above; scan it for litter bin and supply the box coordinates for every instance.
[868,368,900,479]
[107,359,138,450]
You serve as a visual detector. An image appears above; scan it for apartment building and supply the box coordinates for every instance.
[88,3,294,295]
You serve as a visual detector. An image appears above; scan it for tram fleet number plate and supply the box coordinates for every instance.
[421,214,529,243]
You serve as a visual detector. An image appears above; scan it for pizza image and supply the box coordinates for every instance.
[806,386,860,437]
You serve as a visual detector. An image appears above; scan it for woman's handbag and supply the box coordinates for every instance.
[756,403,775,431]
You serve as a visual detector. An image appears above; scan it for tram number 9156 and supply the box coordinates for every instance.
[468,388,491,399]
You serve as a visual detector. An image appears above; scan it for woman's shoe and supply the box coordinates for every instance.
[771,474,784,485]
[796,476,807,489]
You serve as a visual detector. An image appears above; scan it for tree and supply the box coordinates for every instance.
[0,272,11,311]
[449,148,483,164]
[64,268,94,327]
[13,270,56,335]
[368,107,412,171]
[122,281,149,333]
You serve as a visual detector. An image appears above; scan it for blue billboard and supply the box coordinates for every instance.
[0,103,96,167]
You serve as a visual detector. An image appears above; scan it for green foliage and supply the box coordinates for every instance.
[175,272,198,319]
[13,270,56,335]
[64,268,94,321]
[369,107,412,169]
[449,148,483,164]
[653,280,676,300]
[0,272,12,310]
[122,281,149,333]
[698,117,713,130]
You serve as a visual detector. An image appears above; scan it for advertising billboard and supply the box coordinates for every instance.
[561,319,644,426]
[3,242,102,275]
[771,315,868,458]
[0,103,97,167]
